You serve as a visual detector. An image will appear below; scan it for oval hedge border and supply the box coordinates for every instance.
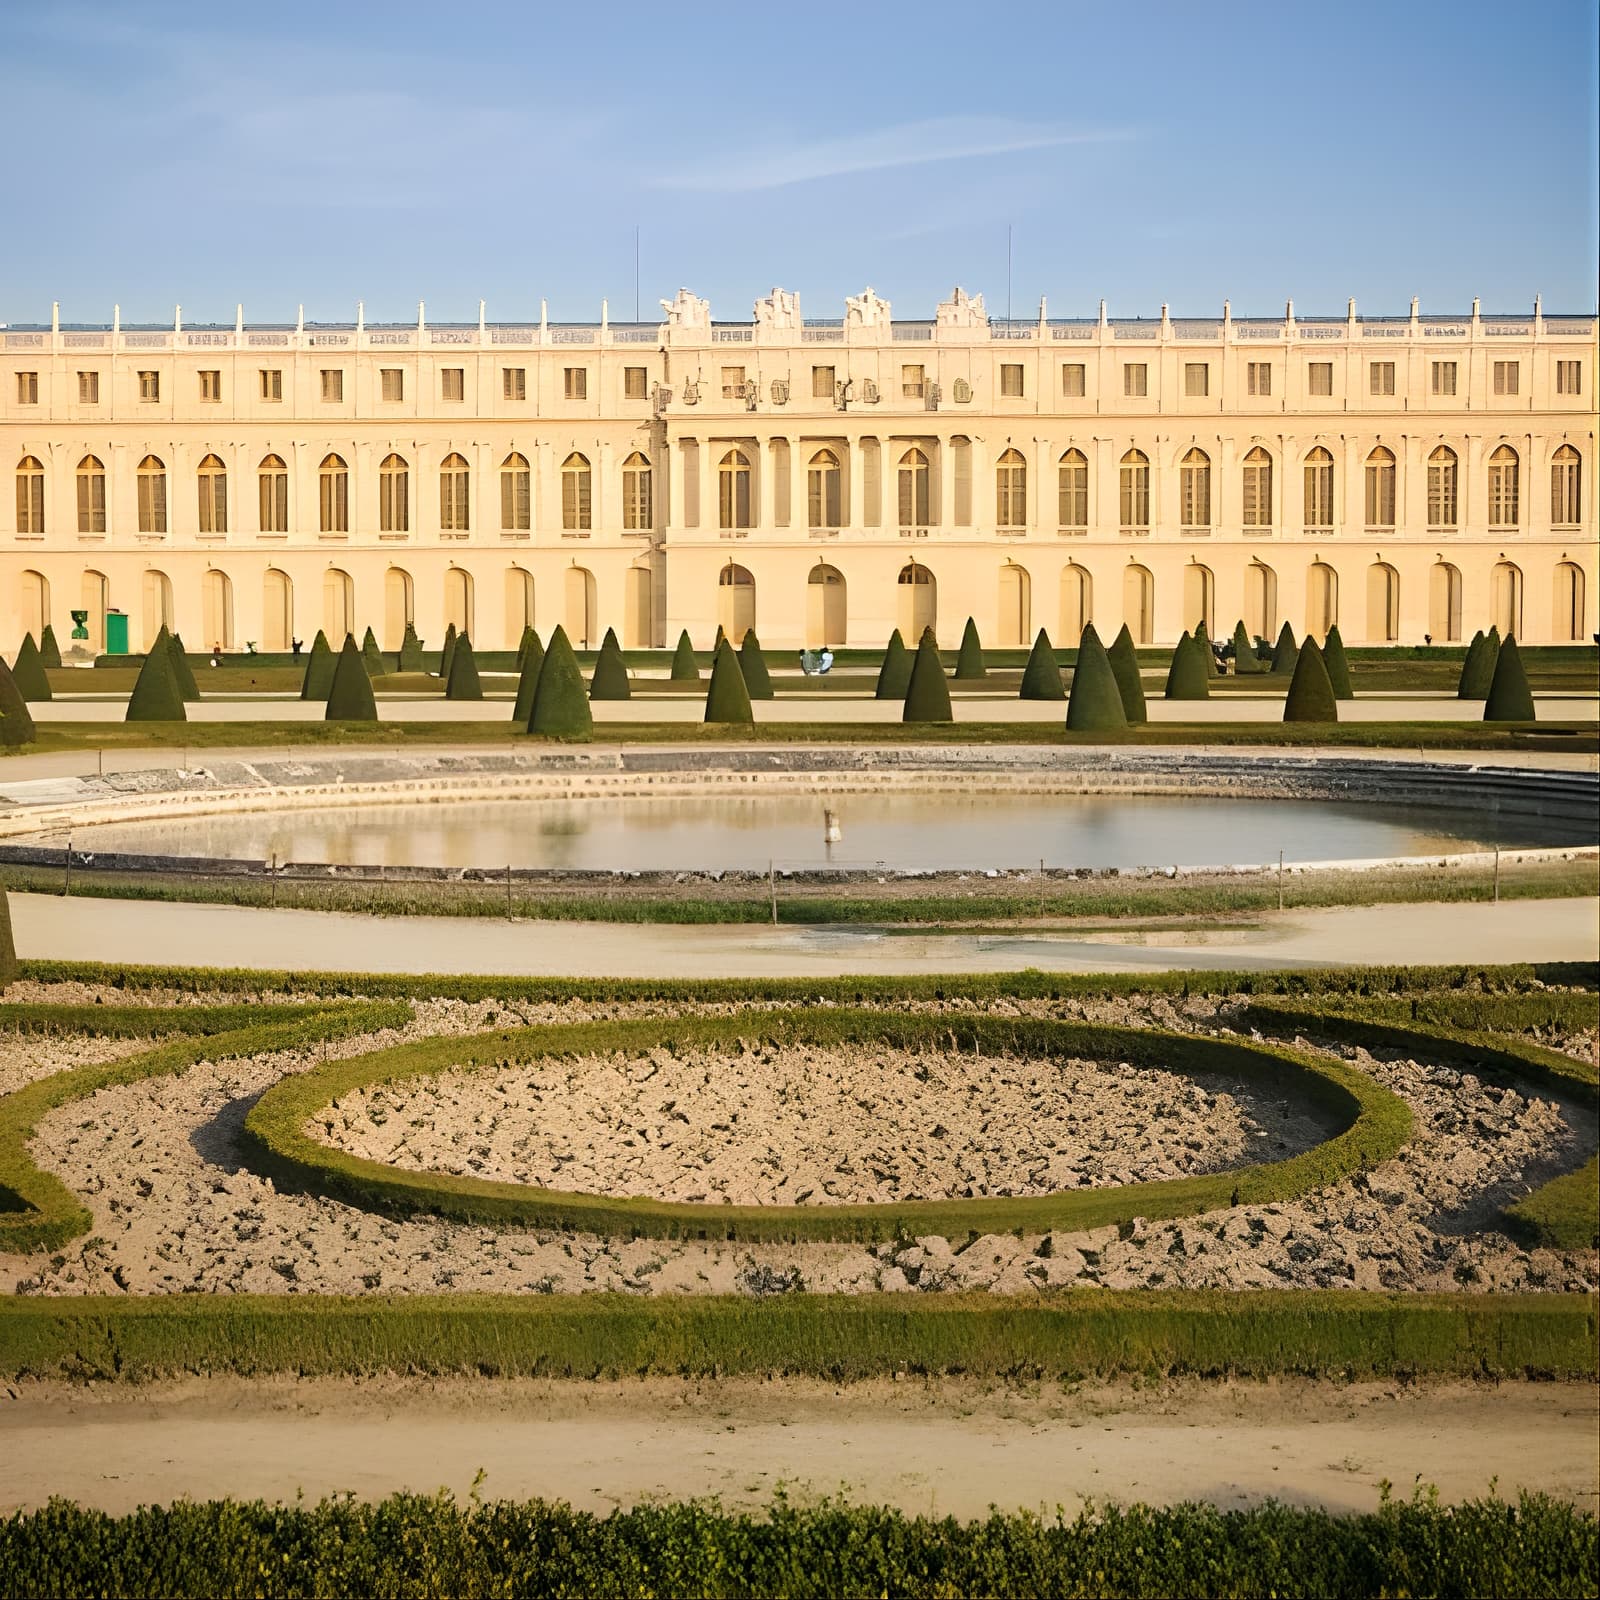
[240,1010,1413,1243]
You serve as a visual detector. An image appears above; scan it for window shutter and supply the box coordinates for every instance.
[772,441,790,526]
[952,440,970,525]
[862,440,880,527]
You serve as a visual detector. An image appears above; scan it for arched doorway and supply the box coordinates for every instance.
[505,568,535,648]
[716,563,755,646]
[1428,562,1462,642]
[997,562,1031,647]
[1245,561,1277,641]
[1122,564,1154,644]
[1553,562,1586,643]
[444,568,474,639]
[80,570,109,655]
[1305,562,1338,639]
[18,570,49,642]
[202,570,235,650]
[624,564,652,648]
[263,570,293,653]
[1182,563,1215,637]
[322,568,354,643]
[565,566,598,648]
[385,568,415,650]
[1366,562,1400,643]
[1059,564,1092,642]
[806,564,847,648]
[1491,560,1522,638]
[141,570,174,648]
[896,562,936,640]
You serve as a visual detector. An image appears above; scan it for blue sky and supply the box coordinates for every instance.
[6,0,1596,324]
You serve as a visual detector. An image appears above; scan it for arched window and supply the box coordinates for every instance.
[1060,563,1092,639]
[622,451,653,530]
[1551,444,1581,526]
[806,563,847,648]
[718,449,752,529]
[565,566,598,646]
[1179,447,1210,529]
[1491,559,1522,636]
[561,452,592,531]
[137,454,168,534]
[322,568,354,640]
[379,453,409,533]
[1119,449,1149,529]
[258,454,288,533]
[196,453,227,535]
[1366,562,1400,642]
[1363,446,1395,528]
[808,448,842,528]
[995,448,1027,528]
[1122,563,1154,644]
[263,569,294,652]
[319,453,348,533]
[1241,446,1272,528]
[1183,562,1215,635]
[1057,449,1088,530]
[1246,560,1278,640]
[142,570,174,644]
[1306,561,1338,638]
[997,561,1031,646]
[439,452,469,532]
[444,567,474,637]
[500,452,530,531]
[1429,561,1462,641]
[15,456,44,534]
[1487,445,1519,528]
[18,569,48,640]
[898,446,930,528]
[1303,446,1334,530]
[896,561,936,640]
[1427,446,1458,529]
[717,562,756,644]
[76,454,106,534]
[1553,562,1585,642]
[202,569,234,649]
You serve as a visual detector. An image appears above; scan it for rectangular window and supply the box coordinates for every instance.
[999,363,1024,398]
[78,370,100,403]
[199,369,221,402]
[720,365,746,399]
[137,469,167,533]
[259,465,288,533]
[901,363,926,398]
[320,369,344,403]
[15,371,38,404]
[1061,363,1086,398]
[1493,360,1520,396]
[1123,363,1147,397]
[1369,361,1395,397]
[812,365,836,399]
[78,466,106,533]
[624,365,648,400]
[1555,359,1581,395]
[441,367,465,402]
[380,368,404,402]
[139,370,160,402]
[1058,459,1087,527]
[1246,362,1271,397]
[502,367,526,401]
[563,367,587,400]
[1308,361,1333,396]
[1431,360,1457,396]
[501,464,531,531]
[260,368,282,402]
[1184,362,1209,397]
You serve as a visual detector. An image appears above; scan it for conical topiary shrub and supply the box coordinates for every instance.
[1322,623,1354,700]
[299,630,334,701]
[1270,621,1299,675]
[1458,629,1501,698]
[738,628,774,700]
[168,632,200,702]
[1163,631,1211,700]
[438,622,458,681]
[0,657,37,747]
[528,625,593,738]
[399,622,425,673]
[714,624,727,651]
[1019,628,1066,700]
[444,633,483,701]
[589,627,631,701]
[512,632,546,724]
[514,625,537,673]
[1483,635,1536,722]
[1066,622,1127,733]
[902,631,953,723]
[918,624,940,655]
[874,630,912,699]
[362,627,386,678]
[11,635,51,702]
[669,630,699,682]
[324,635,377,722]
[1231,619,1265,674]
[39,624,61,670]
[1106,623,1147,725]
[1282,638,1338,723]
[125,634,186,722]
[953,618,987,680]
[703,639,754,726]
[1194,621,1221,676]
[0,884,16,991]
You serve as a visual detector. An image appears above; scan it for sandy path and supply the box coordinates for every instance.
[3,1376,1592,1518]
[12,892,1598,977]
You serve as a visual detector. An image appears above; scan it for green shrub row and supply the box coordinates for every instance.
[1297,990,1600,1039]
[239,1010,1410,1243]
[0,1001,410,1252]
[3,1489,1596,1599]
[0,1001,332,1038]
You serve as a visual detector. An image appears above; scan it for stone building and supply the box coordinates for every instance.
[3,287,1594,656]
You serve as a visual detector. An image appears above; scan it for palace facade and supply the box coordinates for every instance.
[3,287,1594,657]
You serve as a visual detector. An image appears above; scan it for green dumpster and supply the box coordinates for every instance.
[105,610,129,655]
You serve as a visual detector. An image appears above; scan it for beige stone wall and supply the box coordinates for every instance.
[3,293,1594,653]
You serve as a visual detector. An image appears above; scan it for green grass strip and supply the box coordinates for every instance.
[0,1001,339,1037]
[0,1291,1592,1382]
[240,1011,1410,1243]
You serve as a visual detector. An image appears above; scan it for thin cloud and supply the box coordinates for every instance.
[654,116,1136,192]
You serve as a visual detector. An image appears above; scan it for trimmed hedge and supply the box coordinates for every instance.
[240,1010,1410,1243]
[0,656,38,747]
[953,617,987,679]
[1018,628,1065,700]
[38,623,61,669]
[873,629,911,699]
[514,624,537,672]
[0,888,14,991]
[1485,635,1536,722]
[901,633,952,723]
[1163,631,1211,701]
[324,636,378,722]
[1231,618,1266,674]
[1106,623,1148,722]
[398,622,425,673]
[169,633,201,702]
[361,627,386,678]
[703,639,754,726]
[528,625,593,738]
[443,634,483,701]
[1283,637,1339,722]
[1271,621,1299,675]
[511,632,544,724]
[1064,622,1125,732]
[589,627,631,700]
[124,634,186,722]
[1323,624,1355,700]
[298,630,334,700]
[669,629,699,682]
[738,629,774,700]
[1458,628,1500,698]
[438,622,458,681]
[11,634,51,702]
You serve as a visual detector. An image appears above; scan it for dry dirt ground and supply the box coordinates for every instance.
[2,986,1593,1298]
[1,1375,1593,1518]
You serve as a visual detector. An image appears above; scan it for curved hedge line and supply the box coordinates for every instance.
[0,1001,411,1253]
[240,1010,1412,1243]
